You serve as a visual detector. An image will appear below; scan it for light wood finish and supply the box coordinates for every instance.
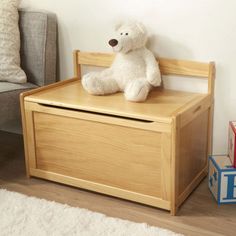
[73,50,81,79]
[77,51,115,68]
[24,110,36,169]
[177,110,209,197]
[177,166,208,208]
[75,51,210,78]
[207,62,216,157]
[20,50,215,215]
[24,80,206,123]
[159,58,210,78]
[20,91,30,177]
[207,105,214,157]
[177,94,212,128]
[25,102,172,133]
[30,168,170,210]
[34,112,163,197]
[160,132,172,202]
[20,78,79,177]
[2,131,236,236]
[171,116,180,215]
[208,62,216,96]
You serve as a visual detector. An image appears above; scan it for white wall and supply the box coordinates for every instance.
[20,0,236,155]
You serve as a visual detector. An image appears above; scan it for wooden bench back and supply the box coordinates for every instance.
[73,50,215,95]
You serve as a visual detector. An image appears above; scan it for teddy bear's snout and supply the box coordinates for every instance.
[109,39,118,47]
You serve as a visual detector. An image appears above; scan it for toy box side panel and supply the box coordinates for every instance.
[208,156,220,202]
[177,110,208,199]
[229,122,236,167]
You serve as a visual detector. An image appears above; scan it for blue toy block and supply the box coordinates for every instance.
[208,155,236,204]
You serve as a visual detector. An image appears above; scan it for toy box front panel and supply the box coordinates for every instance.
[229,121,236,167]
[33,110,171,201]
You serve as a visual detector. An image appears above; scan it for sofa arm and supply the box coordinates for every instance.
[19,9,57,86]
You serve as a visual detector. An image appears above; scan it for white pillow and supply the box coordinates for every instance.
[0,0,26,83]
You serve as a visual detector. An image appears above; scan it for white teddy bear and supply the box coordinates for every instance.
[82,22,162,102]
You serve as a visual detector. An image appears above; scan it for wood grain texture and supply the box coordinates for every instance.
[30,168,171,210]
[76,51,210,78]
[170,115,181,215]
[34,112,163,198]
[207,62,215,157]
[160,132,172,202]
[178,110,208,197]
[2,131,236,236]
[24,80,207,123]
[208,62,216,96]
[159,58,209,78]
[25,102,172,133]
[177,94,212,128]
[21,82,212,214]
[73,50,81,78]
[20,51,215,215]
[24,110,36,170]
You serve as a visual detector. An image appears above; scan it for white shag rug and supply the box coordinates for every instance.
[0,189,183,236]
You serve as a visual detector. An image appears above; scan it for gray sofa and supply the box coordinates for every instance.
[0,9,57,133]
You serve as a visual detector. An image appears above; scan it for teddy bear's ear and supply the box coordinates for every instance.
[136,22,146,34]
[114,21,123,31]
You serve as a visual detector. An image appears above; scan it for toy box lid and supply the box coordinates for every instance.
[210,155,235,171]
[25,79,208,123]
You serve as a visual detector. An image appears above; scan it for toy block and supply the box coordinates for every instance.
[209,155,236,204]
[229,121,236,167]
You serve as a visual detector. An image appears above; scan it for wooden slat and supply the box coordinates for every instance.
[208,62,216,96]
[73,50,81,78]
[207,62,215,156]
[76,51,209,78]
[25,102,172,133]
[78,52,115,68]
[177,166,208,208]
[30,168,171,210]
[171,115,180,216]
[159,58,209,78]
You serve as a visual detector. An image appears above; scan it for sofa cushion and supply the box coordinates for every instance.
[19,9,57,86]
[0,83,37,133]
[0,82,36,93]
[0,0,27,83]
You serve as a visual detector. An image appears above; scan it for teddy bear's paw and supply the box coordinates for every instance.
[82,76,105,95]
[82,72,98,81]
[124,80,150,102]
[147,71,162,87]
[148,77,162,87]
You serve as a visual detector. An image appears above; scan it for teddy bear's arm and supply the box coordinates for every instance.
[144,50,162,87]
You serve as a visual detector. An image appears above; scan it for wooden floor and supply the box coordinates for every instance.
[0,131,235,236]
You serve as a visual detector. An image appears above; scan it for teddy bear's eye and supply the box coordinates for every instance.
[125,33,128,35]
[120,33,123,35]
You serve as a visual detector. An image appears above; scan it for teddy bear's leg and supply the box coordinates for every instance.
[124,79,151,102]
[82,71,120,95]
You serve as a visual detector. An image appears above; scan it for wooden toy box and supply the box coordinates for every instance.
[20,51,215,215]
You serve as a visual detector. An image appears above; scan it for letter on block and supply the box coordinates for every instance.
[209,155,236,204]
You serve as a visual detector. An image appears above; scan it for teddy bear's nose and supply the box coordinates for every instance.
[109,39,118,47]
